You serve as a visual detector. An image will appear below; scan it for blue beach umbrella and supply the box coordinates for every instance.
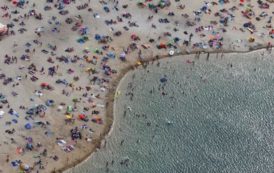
[25,123,32,130]
[12,119,18,124]
[95,34,101,41]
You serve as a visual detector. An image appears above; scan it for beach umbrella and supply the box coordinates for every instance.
[67,106,73,112]
[148,3,156,9]
[95,34,101,40]
[35,27,44,33]
[79,27,88,35]
[26,143,33,150]
[57,105,63,111]
[46,99,55,107]
[158,43,167,49]
[248,37,255,42]
[93,13,100,18]
[26,137,33,143]
[120,52,126,61]
[72,98,79,103]
[63,0,71,4]
[270,29,274,38]
[12,0,18,5]
[103,6,110,13]
[174,37,180,43]
[40,82,49,87]
[169,50,175,56]
[131,34,139,41]
[0,23,8,35]
[78,114,86,120]
[24,123,32,129]
[16,147,24,155]
[20,163,30,171]
[0,110,4,116]
[136,61,142,65]
[107,52,115,58]
[11,160,20,167]
[66,114,73,119]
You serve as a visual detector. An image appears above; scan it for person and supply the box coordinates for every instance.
[267,42,272,53]
[189,33,193,43]
[6,155,9,163]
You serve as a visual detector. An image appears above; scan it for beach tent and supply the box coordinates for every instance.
[0,23,8,35]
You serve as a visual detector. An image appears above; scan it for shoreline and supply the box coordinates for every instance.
[58,44,273,173]
[0,0,273,172]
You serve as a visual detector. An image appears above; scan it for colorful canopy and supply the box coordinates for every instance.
[0,23,8,35]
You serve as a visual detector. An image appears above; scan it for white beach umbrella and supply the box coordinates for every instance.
[57,105,63,111]
[0,110,5,116]
[169,50,175,56]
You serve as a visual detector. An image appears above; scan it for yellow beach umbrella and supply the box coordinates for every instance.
[66,114,73,119]
[136,61,142,65]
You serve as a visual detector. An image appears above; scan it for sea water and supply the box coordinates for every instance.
[68,51,274,173]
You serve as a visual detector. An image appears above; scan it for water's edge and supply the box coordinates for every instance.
[57,45,273,173]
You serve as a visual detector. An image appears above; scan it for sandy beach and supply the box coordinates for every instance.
[0,0,273,172]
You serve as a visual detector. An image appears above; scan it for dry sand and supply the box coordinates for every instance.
[0,0,273,172]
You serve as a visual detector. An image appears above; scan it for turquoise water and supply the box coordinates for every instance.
[68,52,274,173]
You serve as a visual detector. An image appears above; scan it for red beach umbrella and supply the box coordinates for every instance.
[78,114,86,120]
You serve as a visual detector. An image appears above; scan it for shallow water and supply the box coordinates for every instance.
[68,52,274,173]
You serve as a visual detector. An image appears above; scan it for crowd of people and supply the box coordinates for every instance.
[0,0,273,172]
